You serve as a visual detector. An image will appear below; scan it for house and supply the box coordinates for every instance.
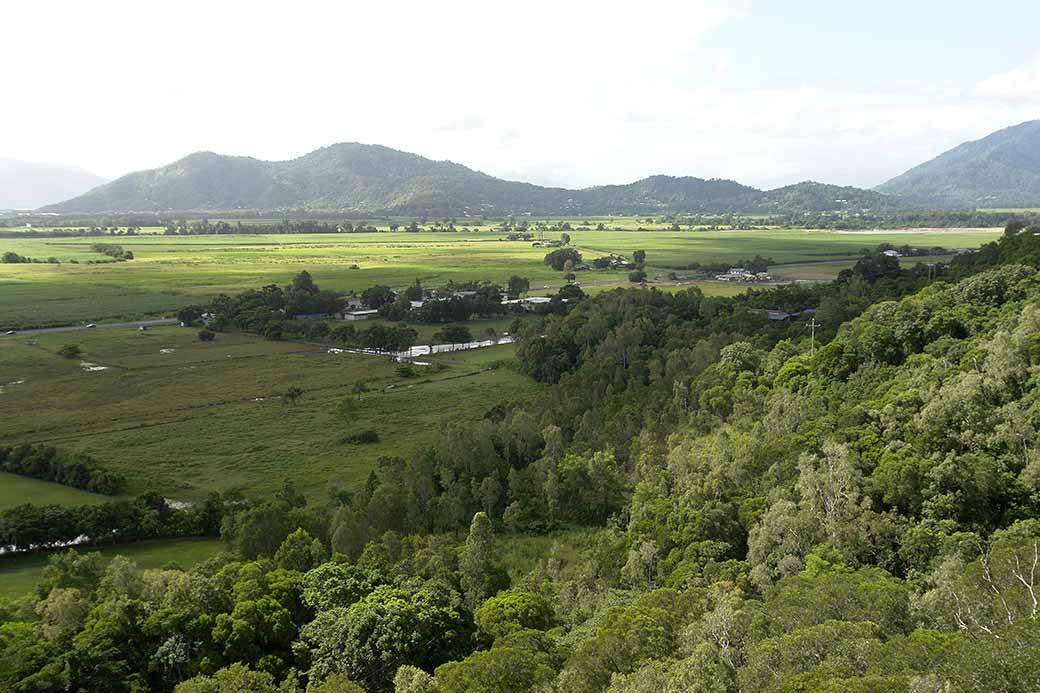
[716,268,773,282]
[503,296,554,312]
[409,300,424,309]
[341,309,379,321]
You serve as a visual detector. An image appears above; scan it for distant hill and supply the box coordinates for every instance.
[0,159,106,209]
[877,120,1040,208]
[752,181,905,214]
[42,143,903,216]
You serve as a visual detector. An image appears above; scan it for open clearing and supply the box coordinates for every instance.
[0,228,999,329]
[0,472,117,511]
[0,537,225,600]
[0,326,544,503]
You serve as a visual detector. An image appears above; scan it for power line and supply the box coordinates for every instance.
[806,317,821,357]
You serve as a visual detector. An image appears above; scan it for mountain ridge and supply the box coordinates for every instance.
[877,120,1040,208]
[41,143,900,216]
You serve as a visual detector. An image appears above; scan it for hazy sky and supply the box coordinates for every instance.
[5,0,1040,189]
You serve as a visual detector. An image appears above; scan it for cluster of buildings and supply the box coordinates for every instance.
[715,267,773,282]
[298,289,558,322]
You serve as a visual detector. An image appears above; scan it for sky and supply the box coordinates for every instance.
[4,0,1040,190]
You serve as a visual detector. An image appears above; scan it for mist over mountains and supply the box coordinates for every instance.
[0,159,106,210]
[36,120,1040,215]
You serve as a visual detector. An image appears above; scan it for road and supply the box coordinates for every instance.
[2,318,180,337]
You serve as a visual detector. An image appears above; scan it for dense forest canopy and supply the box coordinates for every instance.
[2,227,1040,691]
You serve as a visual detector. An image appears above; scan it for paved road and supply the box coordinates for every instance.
[2,318,179,337]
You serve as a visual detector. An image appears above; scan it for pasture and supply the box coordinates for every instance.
[0,538,225,600]
[0,326,544,503]
[0,472,116,511]
[0,228,1000,329]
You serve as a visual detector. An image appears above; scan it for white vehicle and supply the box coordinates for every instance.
[85,323,97,329]
[4,330,15,335]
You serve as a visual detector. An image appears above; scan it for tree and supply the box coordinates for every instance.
[283,386,304,405]
[460,512,501,609]
[299,582,471,691]
[175,663,279,692]
[176,305,204,326]
[433,325,473,344]
[633,249,646,265]
[507,275,530,298]
[292,270,319,294]
[274,527,327,571]
[57,344,81,359]
[561,233,571,246]
[628,269,647,283]
[544,248,582,271]
[474,591,554,640]
[361,285,396,309]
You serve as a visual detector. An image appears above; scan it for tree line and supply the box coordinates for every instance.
[0,445,127,495]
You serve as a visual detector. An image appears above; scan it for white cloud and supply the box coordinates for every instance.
[2,1,1038,191]
[975,53,1040,100]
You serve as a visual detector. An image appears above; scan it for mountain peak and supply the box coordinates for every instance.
[878,120,1040,208]
[40,143,906,215]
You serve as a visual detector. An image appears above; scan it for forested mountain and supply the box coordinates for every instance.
[878,119,1040,208]
[4,227,1040,691]
[0,158,106,209]
[41,143,900,215]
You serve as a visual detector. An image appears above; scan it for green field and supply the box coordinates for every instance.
[0,326,543,503]
[0,228,1000,329]
[0,472,117,510]
[0,537,225,600]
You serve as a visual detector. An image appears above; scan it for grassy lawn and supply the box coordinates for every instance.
[0,537,225,600]
[0,326,543,503]
[0,229,999,329]
[0,472,117,511]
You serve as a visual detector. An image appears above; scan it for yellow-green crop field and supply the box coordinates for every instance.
[0,228,1000,329]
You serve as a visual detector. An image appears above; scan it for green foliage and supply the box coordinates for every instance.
[474,591,554,641]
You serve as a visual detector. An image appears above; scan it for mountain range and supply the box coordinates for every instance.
[876,120,1040,208]
[39,145,901,216]
[35,120,1040,215]
[0,159,106,210]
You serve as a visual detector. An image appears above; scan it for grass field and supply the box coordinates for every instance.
[0,326,544,503]
[0,537,225,600]
[0,228,1000,329]
[0,472,117,511]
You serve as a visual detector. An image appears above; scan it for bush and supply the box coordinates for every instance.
[57,344,82,359]
[434,325,473,343]
[341,430,380,445]
[198,329,216,342]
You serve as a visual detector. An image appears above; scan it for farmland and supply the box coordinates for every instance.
[0,472,116,511]
[0,326,544,503]
[0,538,225,600]
[0,227,1000,329]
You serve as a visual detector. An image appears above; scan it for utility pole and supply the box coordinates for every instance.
[807,317,821,357]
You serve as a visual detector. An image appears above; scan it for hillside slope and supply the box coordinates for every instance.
[878,120,1040,208]
[42,143,899,216]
